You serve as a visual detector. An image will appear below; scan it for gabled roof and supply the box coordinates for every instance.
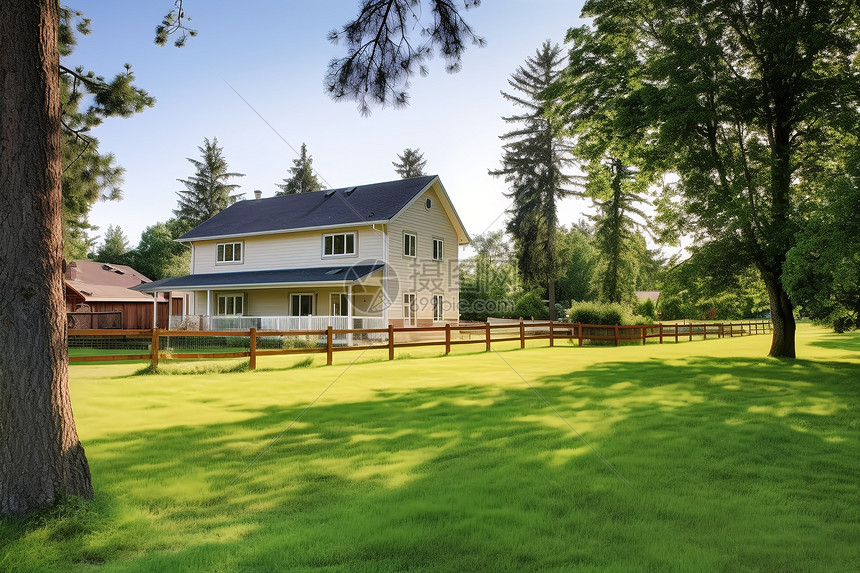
[131,264,384,292]
[177,175,469,244]
[65,260,168,302]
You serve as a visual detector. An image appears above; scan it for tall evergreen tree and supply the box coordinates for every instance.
[276,143,323,195]
[587,159,652,304]
[490,41,578,320]
[393,148,427,178]
[94,224,129,263]
[174,137,244,228]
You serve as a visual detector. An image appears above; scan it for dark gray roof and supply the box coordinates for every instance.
[131,264,384,292]
[179,175,437,241]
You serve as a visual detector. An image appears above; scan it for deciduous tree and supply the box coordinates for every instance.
[557,0,860,357]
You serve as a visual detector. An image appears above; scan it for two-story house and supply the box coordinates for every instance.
[134,175,470,330]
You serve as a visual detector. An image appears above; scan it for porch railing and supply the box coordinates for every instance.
[168,314,386,332]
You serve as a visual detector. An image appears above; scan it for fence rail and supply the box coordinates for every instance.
[68,319,772,370]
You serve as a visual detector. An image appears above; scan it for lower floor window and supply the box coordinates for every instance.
[291,293,314,316]
[217,293,244,316]
[432,294,444,321]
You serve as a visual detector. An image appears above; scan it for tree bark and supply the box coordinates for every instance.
[762,272,797,358]
[0,1,93,515]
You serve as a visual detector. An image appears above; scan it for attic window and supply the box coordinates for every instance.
[425,198,432,210]
[344,186,357,196]
[325,189,336,198]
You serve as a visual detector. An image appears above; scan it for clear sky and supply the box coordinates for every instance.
[66,1,592,253]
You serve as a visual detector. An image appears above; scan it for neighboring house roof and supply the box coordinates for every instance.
[65,260,168,303]
[132,264,385,292]
[635,290,661,304]
[178,175,469,244]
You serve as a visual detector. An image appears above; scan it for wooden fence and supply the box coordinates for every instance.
[68,319,772,370]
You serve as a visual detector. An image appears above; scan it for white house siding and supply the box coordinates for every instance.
[386,184,460,326]
[191,226,384,274]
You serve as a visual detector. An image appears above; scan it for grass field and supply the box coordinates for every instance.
[2,324,859,572]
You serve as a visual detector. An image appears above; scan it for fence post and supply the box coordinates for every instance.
[151,327,159,371]
[326,326,333,365]
[703,324,708,340]
[485,321,491,352]
[549,319,554,347]
[614,324,619,346]
[578,323,583,347]
[388,324,395,361]
[519,318,525,349]
[445,323,451,355]
[641,325,646,345]
[659,323,663,344]
[720,323,725,338]
[689,323,693,342]
[250,327,257,370]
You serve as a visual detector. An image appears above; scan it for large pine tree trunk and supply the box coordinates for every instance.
[762,272,797,359]
[0,1,93,515]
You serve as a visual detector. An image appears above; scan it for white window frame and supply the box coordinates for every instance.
[216,241,243,265]
[216,293,244,316]
[432,238,444,261]
[432,294,444,322]
[403,293,417,326]
[290,293,314,316]
[403,232,417,258]
[322,231,357,258]
[330,293,349,317]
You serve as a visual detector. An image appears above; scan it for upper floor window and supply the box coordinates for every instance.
[323,232,356,257]
[432,238,444,261]
[404,232,417,257]
[217,242,243,264]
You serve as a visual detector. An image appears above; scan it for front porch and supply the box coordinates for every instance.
[168,314,387,332]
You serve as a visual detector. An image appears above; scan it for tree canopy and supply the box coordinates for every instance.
[553,0,860,357]
[325,0,485,114]
[59,7,154,258]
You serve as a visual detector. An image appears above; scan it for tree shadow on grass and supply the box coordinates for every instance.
[808,332,860,353]
[2,354,859,572]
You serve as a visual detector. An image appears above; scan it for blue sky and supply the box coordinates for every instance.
[67,1,591,252]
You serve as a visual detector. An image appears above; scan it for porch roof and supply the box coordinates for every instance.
[130,264,384,292]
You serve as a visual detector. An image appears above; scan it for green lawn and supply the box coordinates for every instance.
[2,324,859,572]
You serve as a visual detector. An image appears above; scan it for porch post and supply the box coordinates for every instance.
[347,284,354,346]
[152,291,158,328]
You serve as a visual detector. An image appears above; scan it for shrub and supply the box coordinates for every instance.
[514,290,549,320]
[567,301,653,325]
[635,298,656,320]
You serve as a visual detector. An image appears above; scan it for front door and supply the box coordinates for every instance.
[403,293,417,327]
